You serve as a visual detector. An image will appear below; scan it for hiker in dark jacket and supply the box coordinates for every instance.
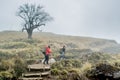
[60,46,66,60]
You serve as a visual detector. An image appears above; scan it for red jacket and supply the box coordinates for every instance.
[46,47,51,55]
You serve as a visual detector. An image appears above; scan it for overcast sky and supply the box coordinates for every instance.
[0,0,120,43]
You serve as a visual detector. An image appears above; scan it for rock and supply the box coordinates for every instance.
[113,71,120,78]
[87,63,120,80]
[42,58,56,64]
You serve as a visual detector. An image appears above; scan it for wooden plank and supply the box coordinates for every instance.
[23,71,50,77]
[41,71,50,76]
[28,64,50,70]
[19,77,43,80]
[24,73,41,77]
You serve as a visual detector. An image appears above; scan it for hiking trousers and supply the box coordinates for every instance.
[43,55,49,64]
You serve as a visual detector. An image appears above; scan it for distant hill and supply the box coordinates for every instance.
[0,31,120,54]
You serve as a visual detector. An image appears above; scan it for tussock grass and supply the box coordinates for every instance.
[0,31,120,79]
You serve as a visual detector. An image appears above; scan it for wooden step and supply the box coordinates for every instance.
[27,69,50,72]
[23,71,50,77]
[28,64,50,71]
[41,71,50,76]
[19,77,43,80]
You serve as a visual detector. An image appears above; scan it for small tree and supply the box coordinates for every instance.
[17,4,53,39]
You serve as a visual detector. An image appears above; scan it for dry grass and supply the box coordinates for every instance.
[0,31,120,79]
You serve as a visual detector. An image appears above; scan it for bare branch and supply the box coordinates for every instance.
[33,24,45,29]
[17,4,53,39]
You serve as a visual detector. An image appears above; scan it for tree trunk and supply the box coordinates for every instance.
[27,29,33,39]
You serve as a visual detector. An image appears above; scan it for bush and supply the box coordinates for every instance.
[26,59,36,65]
[51,68,61,75]
[13,58,27,78]
[51,59,82,70]
[86,63,120,80]
[0,51,14,59]
[51,59,85,80]
[80,62,92,74]
[0,71,13,79]
[0,60,14,71]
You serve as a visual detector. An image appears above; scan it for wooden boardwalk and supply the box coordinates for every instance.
[19,63,51,80]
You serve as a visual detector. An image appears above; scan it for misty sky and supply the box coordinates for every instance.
[0,0,120,43]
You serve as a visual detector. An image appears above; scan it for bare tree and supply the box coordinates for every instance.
[17,4,53,39]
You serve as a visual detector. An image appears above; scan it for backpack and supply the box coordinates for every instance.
[42,47,47,55]
[42,51,46,55]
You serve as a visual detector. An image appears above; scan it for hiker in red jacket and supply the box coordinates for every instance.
[43,45,52,64]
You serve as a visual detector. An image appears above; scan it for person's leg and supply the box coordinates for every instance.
[43,55,47,64]
[62,52,65,59]
[60,54,62,60]
[46,55,49,64]
[61,52,65,60]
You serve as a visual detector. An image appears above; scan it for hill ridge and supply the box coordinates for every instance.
[0,31,119,54]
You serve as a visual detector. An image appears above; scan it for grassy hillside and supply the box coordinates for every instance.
[0,31,120,60]
[0,31,120,80]
[0,31,119,53]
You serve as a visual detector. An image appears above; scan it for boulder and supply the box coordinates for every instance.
[42,58,56,64]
